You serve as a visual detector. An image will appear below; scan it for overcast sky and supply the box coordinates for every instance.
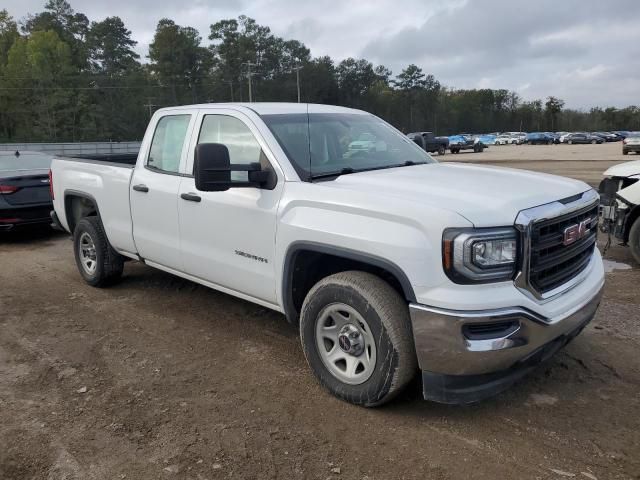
[5,0,640,109]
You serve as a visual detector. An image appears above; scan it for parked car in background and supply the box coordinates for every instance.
[348,133,377,153]
[474,134,496,145]
[592,132,619,142]
[526,132,554,145]
[407,131,449,155]
[509,133,527,145]
[0,151,53,231]
[613,131,631,140]
[545,132,562,144]
[494,134,511,145]
[564,133,604,145]
[559,133,572,143]
[448,134,484,153]
[623,133,640,155]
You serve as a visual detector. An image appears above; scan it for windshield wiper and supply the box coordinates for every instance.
[310,161,428,181]
[310,167,355,180]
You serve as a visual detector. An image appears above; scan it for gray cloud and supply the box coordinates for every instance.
[3,0,639,108]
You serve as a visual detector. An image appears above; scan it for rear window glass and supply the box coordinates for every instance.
[0,152,53,171]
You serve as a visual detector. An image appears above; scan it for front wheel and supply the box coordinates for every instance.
[591,139,597,144]
[73,216,124,287]
[438,145,446,155]
[300,271,417,407]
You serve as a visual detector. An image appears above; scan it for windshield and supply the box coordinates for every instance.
[261,112,435,180]
[0,152,53,172]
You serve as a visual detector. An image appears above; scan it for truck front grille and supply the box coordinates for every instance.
[529,204,598,294]
[514,189,600,301]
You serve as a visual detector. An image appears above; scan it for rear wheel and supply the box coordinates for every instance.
[438,145,446,155]
[73,216,124,287]
[591,139,597,144]
[299,271,417,407]
[628,219,640,265]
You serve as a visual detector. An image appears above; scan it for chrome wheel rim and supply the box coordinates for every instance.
[79,232,97,275]
[315,303,377,385]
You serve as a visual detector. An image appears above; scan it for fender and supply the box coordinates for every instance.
[63,189,102,234]
[282,241,417,323]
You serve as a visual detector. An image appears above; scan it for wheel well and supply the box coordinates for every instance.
[624,205,640,242]
[283,247,415,324]
[64,194,98,233]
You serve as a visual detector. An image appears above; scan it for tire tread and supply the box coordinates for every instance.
[300,271,416,406]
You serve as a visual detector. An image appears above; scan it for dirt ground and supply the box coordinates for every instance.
[443,140,634,186]
[1,143,639,480]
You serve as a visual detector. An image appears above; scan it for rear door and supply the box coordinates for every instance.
[130,111,196,271]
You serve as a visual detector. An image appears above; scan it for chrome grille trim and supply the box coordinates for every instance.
[514,189,599,303]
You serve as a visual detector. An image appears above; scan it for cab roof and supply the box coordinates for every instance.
[156,102,367,116]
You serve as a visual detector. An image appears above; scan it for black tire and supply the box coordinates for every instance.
[591,139,597,144]
[623,149,628,155]
[300,271,417,407]
[628,219,640,265]
[473,144,480,153]
[73,216,124,287]
[547,140,553,145]
[568,140,573,145]
[438,145,446,155]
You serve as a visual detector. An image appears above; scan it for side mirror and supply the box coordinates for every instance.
[194,143,231,192]
[194,143,270,192]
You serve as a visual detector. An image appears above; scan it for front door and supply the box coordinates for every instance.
[177,111,282,304]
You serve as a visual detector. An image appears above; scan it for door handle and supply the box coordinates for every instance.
[181,192,201,203]
[132,184,149,193]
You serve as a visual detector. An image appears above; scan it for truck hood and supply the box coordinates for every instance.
[604,160,640,178]
[328,163,590,226]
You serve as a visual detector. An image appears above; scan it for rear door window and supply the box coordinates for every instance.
[147,115,191,174]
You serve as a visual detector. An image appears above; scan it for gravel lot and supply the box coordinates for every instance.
[443,140,632,186]
[1,143,639,480]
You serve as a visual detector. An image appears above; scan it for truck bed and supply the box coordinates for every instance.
[51,155,137,254]
[60,153,138,167]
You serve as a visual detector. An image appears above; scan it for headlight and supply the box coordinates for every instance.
[442,228,518,284]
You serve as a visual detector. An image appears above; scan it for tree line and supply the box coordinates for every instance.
[0,0,638,143]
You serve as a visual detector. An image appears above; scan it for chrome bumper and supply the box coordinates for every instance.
[409,285,604,377]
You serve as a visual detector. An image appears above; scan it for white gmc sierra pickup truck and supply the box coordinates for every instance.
[50,103,605,406]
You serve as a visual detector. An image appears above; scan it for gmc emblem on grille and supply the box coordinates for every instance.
[562,218,593,246]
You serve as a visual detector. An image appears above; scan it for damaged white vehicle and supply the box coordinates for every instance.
[599,159,640,263]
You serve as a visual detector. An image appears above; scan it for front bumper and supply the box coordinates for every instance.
[623,144,640,153]
[409,284,603,404]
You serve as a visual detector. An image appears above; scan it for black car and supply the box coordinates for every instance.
[592,132,620,142]
[0,151,53,231]
[407,131,449,155]
[564,133,604,145]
